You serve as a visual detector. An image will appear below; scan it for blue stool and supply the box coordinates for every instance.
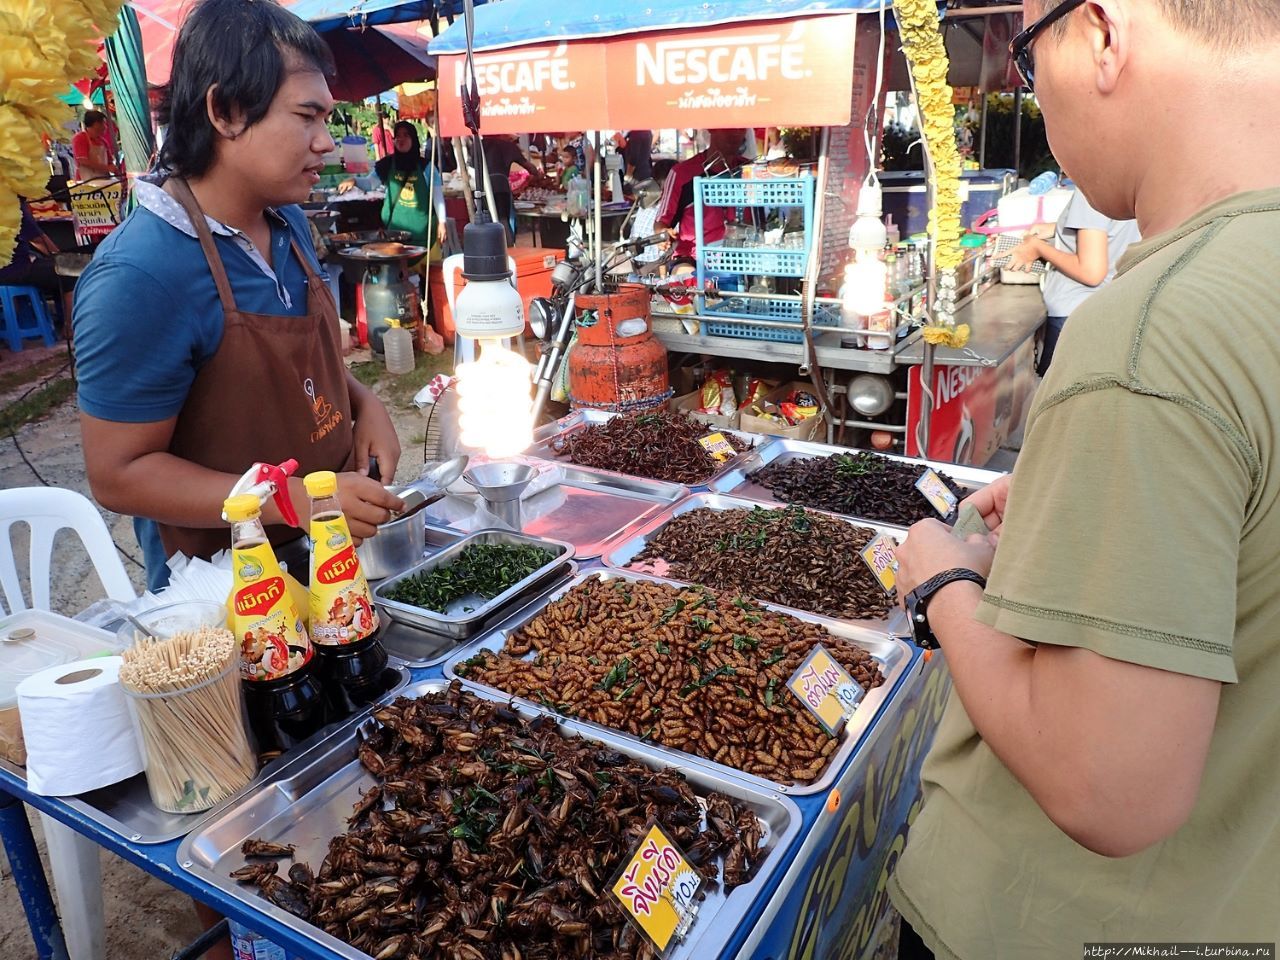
[0,286,56,352]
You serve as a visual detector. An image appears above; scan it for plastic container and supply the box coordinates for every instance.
[341,135,370,175]
[382,321,415,374]
[229,918,300,960]
[121,650,257,814]
[115,600,227,646]
[1,612,124,765]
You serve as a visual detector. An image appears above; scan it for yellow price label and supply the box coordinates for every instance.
[859,532,898,594]
[786,643,864,736]
[915,468,959,518]
[611,824,702,955]
[697,432,737,463]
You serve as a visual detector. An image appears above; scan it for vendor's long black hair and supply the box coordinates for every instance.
[157,0,334,178]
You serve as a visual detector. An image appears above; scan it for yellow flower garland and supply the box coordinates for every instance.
[0,0,126,262]
[895,0,970,348]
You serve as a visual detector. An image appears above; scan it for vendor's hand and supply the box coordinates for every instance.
[1006,237,1044,272]
[1027,222,1056,241]
[335,473,404,542]
[436,221,447,245]
[963,474,1011,542]
[337,178,356,195]
[895,518,996,602]
[352,396,402,483]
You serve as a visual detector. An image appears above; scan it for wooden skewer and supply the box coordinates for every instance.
[118,625,257,812]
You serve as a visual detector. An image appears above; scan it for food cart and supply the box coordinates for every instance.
[1,428,1003,960]
[427,0,1045,466]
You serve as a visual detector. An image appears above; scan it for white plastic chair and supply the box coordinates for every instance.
[0,486,136,960]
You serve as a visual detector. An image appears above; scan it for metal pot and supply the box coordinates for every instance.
[355,457,469,580]
[356,510,426,582]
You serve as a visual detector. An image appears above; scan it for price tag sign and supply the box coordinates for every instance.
[611,824,703,956]
[859,532,898,594]
[916,468,959,518]
[787,643,865,736]
[698,432,737,463]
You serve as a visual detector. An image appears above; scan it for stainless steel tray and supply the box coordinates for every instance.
[600,492,909,635]
[372,530,574,638]
[375,578,570,669]
[423,461,688,560]
[527,408,762,488]
[0,665,411,845]
[445,569,912,797]
[707,437,1004,520]
[178,678,803,960]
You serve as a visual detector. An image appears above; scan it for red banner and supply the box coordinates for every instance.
[905,337,1038,465]
[439,14,857,135]
[439,41,609,136]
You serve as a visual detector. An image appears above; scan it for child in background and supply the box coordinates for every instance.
[558,147,579,190]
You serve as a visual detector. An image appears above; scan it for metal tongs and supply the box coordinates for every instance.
[384,455,469,519]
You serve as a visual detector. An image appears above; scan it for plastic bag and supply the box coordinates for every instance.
[698,370,737,418]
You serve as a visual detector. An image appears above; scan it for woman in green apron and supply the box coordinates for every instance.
[375,121,446,251]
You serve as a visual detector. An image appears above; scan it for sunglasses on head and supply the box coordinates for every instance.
[1009,0,1087,91]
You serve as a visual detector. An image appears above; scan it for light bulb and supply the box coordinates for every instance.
[456,340,534,458]
[842,253,889,318]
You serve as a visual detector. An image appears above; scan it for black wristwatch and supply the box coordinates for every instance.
[905,568,987,650]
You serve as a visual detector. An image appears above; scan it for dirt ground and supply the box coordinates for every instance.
[0,343,448,960]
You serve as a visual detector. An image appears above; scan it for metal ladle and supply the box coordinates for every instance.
[386,455,469,519]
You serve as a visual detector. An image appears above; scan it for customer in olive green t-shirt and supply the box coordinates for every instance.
[889,2,1280,957]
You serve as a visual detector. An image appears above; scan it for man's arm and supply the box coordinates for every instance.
[895,381,1247,858]
[897,524,1220,858]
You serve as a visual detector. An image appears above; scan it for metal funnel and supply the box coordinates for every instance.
[463,463,536,530]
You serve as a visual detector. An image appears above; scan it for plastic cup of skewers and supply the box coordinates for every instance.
[118,625,258,814]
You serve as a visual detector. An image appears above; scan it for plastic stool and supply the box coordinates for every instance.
[0,286,56,351]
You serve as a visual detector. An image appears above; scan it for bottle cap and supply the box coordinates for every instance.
[304,471,338,498]
[223,494,262,522]
[461,221,511,281]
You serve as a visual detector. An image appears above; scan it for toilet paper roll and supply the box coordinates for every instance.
[17,656,145,796]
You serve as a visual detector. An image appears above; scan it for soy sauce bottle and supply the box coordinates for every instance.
[224,494,326,761]
[303,472,389,719]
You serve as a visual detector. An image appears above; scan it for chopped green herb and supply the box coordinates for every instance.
[654,640,671,655]
[381,542,557,611]
[732,634,759,651]
[599,657,632,692]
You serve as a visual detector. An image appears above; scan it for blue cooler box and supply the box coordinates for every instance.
[881,169,1016,236]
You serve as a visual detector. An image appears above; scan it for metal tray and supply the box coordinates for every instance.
[445,569,912,796]
[423,461,689,560]
[372,530,574,638]
[527,408,762,488]
[600,492,909,635]
[178,679,803,960]
[0,665,411,845]
[708,437,1005,520]
[376,579,570,669]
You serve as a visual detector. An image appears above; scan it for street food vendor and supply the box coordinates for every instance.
[71,110,115,180]
[374,120,447,251]
[72,0,403,593]
[655,128,748,263]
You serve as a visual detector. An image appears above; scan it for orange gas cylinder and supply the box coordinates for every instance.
[567,284,670,413]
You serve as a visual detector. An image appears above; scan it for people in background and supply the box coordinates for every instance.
[480,134,537,241]
[72,110,114,180]
[375,121,447,251]
[370,108,393,160]
[655,128,747,262]
[557,147,579,190]
[623,129,654,182]
[1,199,64,327]
[1006,179,1140,375]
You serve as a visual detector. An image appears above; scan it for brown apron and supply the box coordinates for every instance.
[157,178,355,560]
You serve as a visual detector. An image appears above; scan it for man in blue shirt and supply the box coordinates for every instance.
[74,0,402,591]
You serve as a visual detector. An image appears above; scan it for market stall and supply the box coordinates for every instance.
[426,0,1045,465]
[0,429,1003,960]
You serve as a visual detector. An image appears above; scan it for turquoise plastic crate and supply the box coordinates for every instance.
[702,297,841,343]
[698,176,814,208]
[701,243,807,278]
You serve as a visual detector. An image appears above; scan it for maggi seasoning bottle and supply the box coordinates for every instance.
[304,472,389,718]
[224,494,325,760]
